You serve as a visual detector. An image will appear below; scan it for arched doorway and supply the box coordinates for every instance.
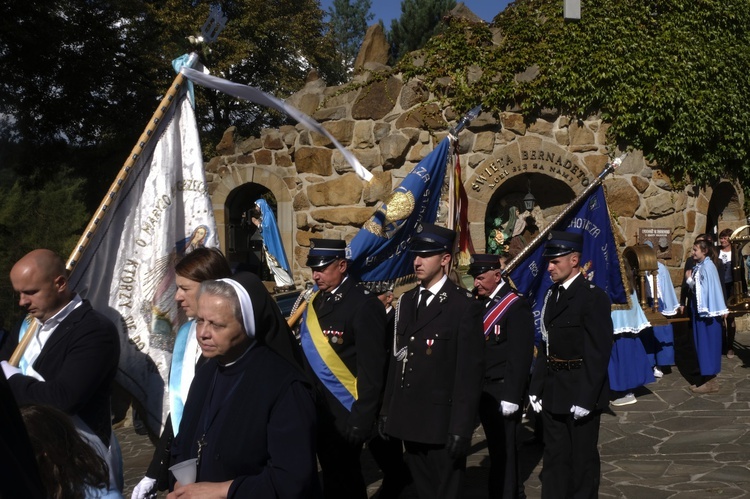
[706,180,743,240]
[482,172,576,255]
[225,183,276,279]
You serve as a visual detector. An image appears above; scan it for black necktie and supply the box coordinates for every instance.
[417,290,432,318]
[556,285,565,303]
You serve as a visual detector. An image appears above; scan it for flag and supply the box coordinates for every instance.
[452,148,474,267]
[347,137,452,283]
[509,185,628,339]
[67,88,218,435]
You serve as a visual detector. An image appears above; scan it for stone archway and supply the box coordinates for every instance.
[466,138,594,252]
[707,180,744,238]
[210,166,294,276]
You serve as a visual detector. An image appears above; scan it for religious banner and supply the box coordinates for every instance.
[68,88,218,435]
[347,137,452,283]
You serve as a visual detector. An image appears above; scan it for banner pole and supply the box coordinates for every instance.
[66,53,199,272]
[501,153,626,278]
[9,54,199,367]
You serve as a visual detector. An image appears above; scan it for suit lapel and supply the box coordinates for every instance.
[35,302,87,366]
[315,278,352,319]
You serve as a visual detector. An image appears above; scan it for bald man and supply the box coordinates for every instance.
[0,249,121,492]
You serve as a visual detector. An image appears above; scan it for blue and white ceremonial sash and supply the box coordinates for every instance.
[299,292,358,411]
[483,293,519,337]
[169,320,198,432]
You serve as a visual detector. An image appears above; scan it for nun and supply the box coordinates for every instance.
[168,272,319,498]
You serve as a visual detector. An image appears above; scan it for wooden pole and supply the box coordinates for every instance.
[9,54,198,367]
[66,53,198,272]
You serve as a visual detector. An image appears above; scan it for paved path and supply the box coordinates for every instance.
[118,330,750,498]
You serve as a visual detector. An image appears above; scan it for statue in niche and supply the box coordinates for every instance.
[486,202,545,257]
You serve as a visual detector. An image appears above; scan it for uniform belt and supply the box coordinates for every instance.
[548,356,583,371]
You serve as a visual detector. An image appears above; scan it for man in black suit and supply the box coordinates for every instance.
[469,253,535,498]
[301,239,388,499]
[528,231,613,499]
[0,249,121,493]
[381,223,484,499]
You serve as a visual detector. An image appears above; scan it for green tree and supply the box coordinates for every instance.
[388,0,457,63]
[327,0,374,77]
[146,0,343,152]
[394,0,750,191]
[0,172,89,326]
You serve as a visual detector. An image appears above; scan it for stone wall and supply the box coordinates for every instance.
[204,15,745,297]
[206,66,744,292]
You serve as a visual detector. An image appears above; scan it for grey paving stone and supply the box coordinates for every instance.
[117,330,750,498]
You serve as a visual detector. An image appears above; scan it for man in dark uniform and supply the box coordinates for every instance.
[300,239,388,499]
[528,231,613,499]
[381,223,484,499]
[469,253,535,498]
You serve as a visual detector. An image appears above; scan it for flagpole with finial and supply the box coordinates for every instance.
[9,6,228,367]
[501,152,628,279]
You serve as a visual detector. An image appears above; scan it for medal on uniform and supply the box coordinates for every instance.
[336,331,343,344]
[331,335,338,344]
[426,339,434,355]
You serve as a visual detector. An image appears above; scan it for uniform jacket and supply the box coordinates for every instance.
[383,279,484,445]
[529,273,613,414]
[0,300,120,446]
[482,282,535,405]
[171,345,320,498]
[306,277,388,433]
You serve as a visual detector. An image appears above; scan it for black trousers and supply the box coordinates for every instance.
[403,440,466,499]
[479,384,520,498]
[316,414,367,499]
[541,409,601,499]
[368,434,411,498]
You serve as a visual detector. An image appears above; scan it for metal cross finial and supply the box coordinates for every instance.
[201,5,228,44]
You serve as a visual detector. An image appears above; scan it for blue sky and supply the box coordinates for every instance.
[320,1,514,27]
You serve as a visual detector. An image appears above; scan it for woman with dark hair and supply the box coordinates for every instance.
[132,248,232,499]
[168,272,319,498]
[20,404,112,499]
[686,238,728,393]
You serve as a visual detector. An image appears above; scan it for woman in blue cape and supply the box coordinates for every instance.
[686,238,728,394]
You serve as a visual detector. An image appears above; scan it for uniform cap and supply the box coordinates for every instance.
[542,230,584,258]
[468,254,502,277]
[306,239,346,268]
[408,223,456,254]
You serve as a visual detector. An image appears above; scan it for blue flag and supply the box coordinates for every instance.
[509,185,627,338]
[347,137,451,282]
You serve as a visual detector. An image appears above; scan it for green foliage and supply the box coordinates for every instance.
[0,172,89,326]
[388,0,457,63]
[327,0,375,77]
[395,0,750,189]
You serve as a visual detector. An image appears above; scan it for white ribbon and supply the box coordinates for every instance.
[180,67,372,182]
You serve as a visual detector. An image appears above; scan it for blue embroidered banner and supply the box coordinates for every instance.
[347,137,451,282]
[509,185,627,341]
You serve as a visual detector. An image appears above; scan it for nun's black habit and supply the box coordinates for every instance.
[170,272,320,498]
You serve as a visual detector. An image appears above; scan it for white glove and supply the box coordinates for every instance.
[570,405,590,420]
[131,476,157,499]
[529,395,542,413]
[500,400,519,416]
[1,361,21,379]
